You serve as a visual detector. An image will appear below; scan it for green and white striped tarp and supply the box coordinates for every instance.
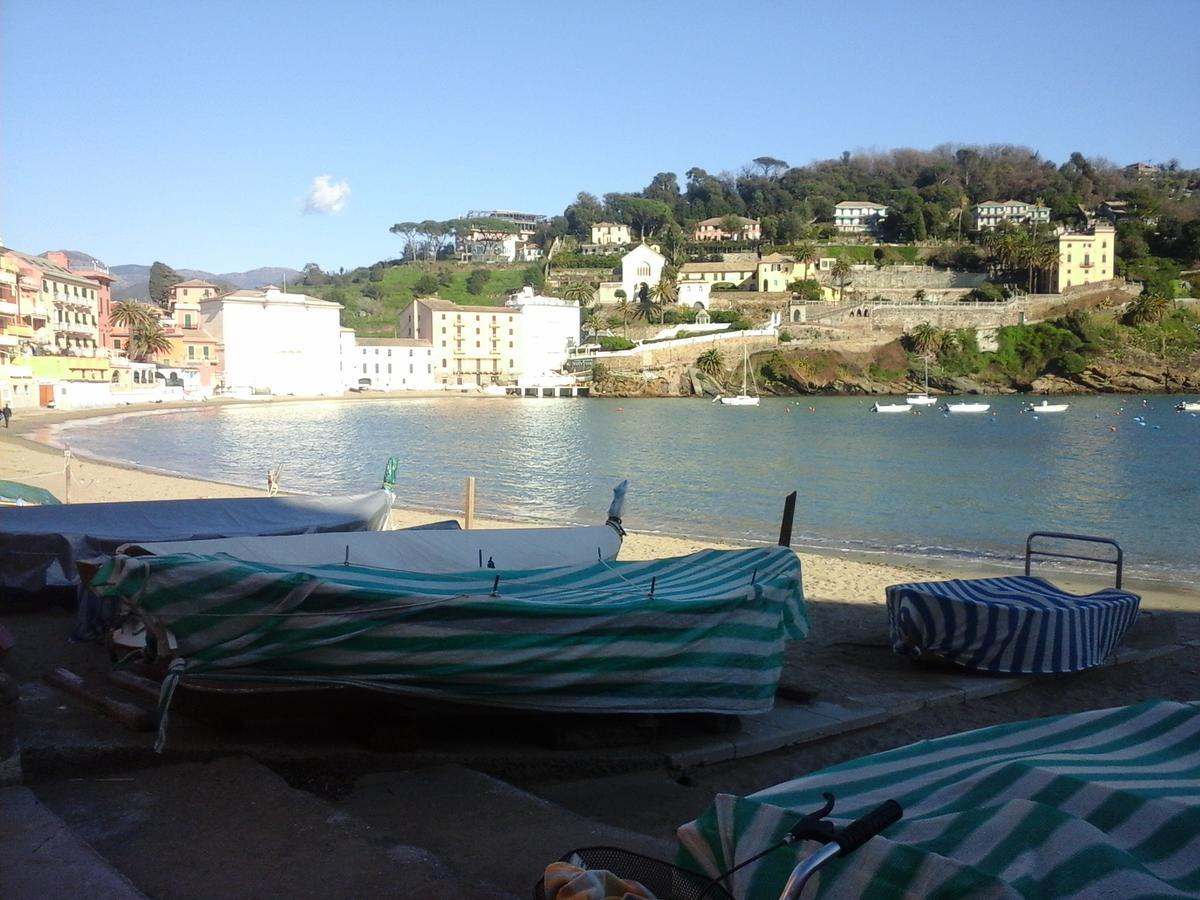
[90,546,806,742]
[677,700,1200,898]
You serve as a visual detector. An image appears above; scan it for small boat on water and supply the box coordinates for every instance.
[872,402,912,413]
[1024,400,1070,413]
[945,402,991,413]
[716,343,760,407]
[1177,400,1200,412]
[906,357,938,406]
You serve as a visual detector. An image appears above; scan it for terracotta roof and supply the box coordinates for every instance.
[356,338,435,347]
[679,262,755,274]
[416,297,518,314]
[695,216,758,227]
[834,201,888,210]
[758,253,795,264]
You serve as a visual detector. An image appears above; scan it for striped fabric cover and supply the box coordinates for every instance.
[678,700,1200,898]
[887,575,1141,674]
[90,546,806,716]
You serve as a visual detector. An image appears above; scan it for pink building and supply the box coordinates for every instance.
[692,216,762,242]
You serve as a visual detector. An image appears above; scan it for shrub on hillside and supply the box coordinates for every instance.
[599,336,635,351]
[413,274,440,296]
[466,269,491,295]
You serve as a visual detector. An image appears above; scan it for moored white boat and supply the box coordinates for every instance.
[872,402,912,413]
[1176,400,1200,412]
[717,343,760,406]
[945,402,991,413]
[1024,400,1070,413]
[906,393,938,406]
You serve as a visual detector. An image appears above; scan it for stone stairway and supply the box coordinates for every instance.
[15,757,675,900]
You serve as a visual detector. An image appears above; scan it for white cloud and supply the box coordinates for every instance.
[303,175,351,214]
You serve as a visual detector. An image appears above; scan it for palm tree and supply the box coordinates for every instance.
[905,322,944,357]
[613,292,631,337]
[830,259,852,303]
[650,278,678,308]
[633,291,662,324]
[1123,295,1172,326]
[914,288,927,304]
[127,321,174,362]
[109,300,162,358]
[563,281,596,307]
[584,313,605,338]
[1030,241,1060,293]
[793,241,818,281]
[695,348,725,379]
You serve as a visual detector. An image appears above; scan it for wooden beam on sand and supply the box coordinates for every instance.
[44,667,154,732]
[778,491,797,548]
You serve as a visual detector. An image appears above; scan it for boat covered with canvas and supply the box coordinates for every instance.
[121,481,630,573]
[944,401,990,413]
[1176,400,1200,412]
[0,480,61,507]
[677,700,1200,899]
[0,490,392,602]
[87,543,807,750]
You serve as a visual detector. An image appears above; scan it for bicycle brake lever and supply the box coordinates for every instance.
[785,792,839,844]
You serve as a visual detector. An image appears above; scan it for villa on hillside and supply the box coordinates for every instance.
[969,200,1050,231]
[590,222,631,246]
[596,243,667,305]
[677,260,756,290]
[1051,223,1115,292]
[692,216,761,242]
[833,201,889,235]
[455,209,546,264]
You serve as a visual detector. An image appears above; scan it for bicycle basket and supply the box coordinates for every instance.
[533,846,734,900]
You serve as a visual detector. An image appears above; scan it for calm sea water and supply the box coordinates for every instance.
[43,394,1200,586]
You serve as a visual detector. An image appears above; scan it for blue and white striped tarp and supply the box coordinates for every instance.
[887,575,1140,674]
[90,546,807,725]
[678,700,1200,898]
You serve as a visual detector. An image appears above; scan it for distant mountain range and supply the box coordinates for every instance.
[47,250,301,301]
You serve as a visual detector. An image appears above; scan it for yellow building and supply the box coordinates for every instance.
[590,222,631,246]
[677,261,756,288]
[399,297,521,387]
[1055,224,1115,292]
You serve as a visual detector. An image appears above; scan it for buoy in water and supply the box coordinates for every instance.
[1109,426,1117,432]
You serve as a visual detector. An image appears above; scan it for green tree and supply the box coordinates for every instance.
[788,278,822,303]
[389,222,422,261]
[148,261,181,307]
[830,259,853,302]
[719,213,745,239]
[614,292,631,337]
[606,195,674,242]
[413,273,439,296]
[695,348,725,378]
[466,269,491,295]
[563,281,597,306]
[110,299,159,334]
[127,321,173,361]
[904,322,944,357]
[793,241,818,280]
[584,313,605,337]
[1122,294,1172,326]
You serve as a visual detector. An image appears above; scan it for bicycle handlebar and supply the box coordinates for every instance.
[835,800,903,856]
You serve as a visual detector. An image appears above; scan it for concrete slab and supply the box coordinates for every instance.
[0,786,144,900]
[35,756,514,900]
[340,765,675,896]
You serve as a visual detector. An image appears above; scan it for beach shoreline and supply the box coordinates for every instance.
[2,398,1196,610]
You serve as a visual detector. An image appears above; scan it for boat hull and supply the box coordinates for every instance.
[719,395,759,406]
[872,404,912,413]
[906,395,938,406]
[945,403,990,413]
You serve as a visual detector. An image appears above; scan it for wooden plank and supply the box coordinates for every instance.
[44,667,155,732]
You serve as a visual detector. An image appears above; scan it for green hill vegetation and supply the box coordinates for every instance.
[294,262,533,336]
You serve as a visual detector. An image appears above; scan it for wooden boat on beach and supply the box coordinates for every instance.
[89,543,807,750]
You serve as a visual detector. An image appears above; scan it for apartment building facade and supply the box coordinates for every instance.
[833,201,889,234]
[1054,224,1115,292]
[969,200,1050,231]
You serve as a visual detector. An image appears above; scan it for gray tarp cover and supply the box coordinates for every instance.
[121,524,623,573]
[0,491,392,597]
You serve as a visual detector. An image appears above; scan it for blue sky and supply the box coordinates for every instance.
[2,0,1197,273]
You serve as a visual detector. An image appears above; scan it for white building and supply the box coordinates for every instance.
[351,338,435,390]
[199,285,343,396]
[400,297,522,387]
[969,200,1051,231]
[505,286,580,387]
[591,222,631,246]
[596,243,667,305]
[677,281,712,310]
[833,201,889,234]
